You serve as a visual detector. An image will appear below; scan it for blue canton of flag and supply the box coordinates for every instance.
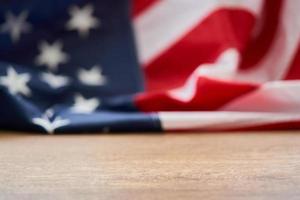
[0,0,161,133]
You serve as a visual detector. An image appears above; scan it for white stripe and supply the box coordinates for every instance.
[161,80,300,131]
[222,80,300,113]
[159,111,300,131]
[235,0,300,82]
[168,48,240,102]
[134,0,263,65]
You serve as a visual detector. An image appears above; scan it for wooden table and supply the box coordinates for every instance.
[1,132,300,200]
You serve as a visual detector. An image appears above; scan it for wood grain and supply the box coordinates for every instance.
[1,132,300,200]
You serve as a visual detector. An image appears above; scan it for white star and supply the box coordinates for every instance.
[35,41,69,71]
[71,94,100,114]
[32,109,70,134]
[78,66,107,86]
[0,66,31,96]
[41,72,70,88]
[0,11,31,43]
[66,4,100,37]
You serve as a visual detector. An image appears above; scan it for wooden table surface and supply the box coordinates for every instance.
[1,132,300,200]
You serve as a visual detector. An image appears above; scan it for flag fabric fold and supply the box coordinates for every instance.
[0,0,300,133]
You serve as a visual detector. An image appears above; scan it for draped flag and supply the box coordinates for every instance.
[1,0,300,133]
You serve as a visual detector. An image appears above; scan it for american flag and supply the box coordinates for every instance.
[0,0,300,133]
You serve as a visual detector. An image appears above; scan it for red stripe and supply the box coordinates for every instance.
[284,43,300,80]
[143,9,256,92]
[132,0,160,18]
[239,0,283,70]
[166,120,300,132]
[135,77,258,112]
[236,120,300,131]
